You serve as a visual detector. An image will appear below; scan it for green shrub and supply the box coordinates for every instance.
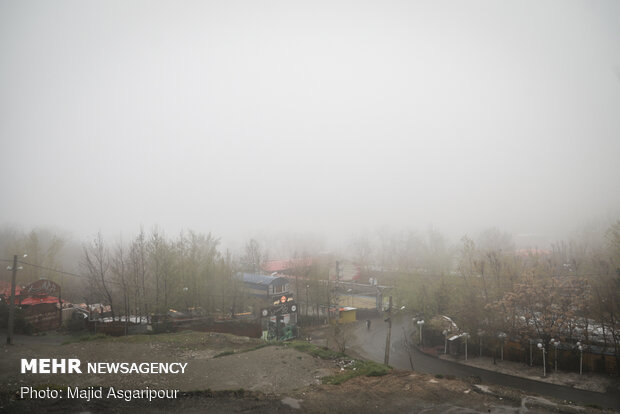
[322,360,390,385]
[214,350,235,358]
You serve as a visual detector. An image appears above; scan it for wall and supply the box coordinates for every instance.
[23,303,60,331]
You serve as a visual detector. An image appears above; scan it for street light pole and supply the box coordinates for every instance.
[417,320,425,346]
[537,342,546,377]
[551,339,560,372]
[464,333,470,361]
[577,342,583,375]
[6,255,18,345]
[498,332,507,361]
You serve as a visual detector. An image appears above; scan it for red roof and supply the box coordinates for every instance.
[0,281,22,298]
[262,258,313,273]
[20,296,60,306]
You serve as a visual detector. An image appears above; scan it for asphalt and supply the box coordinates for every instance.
[348,317,620,411]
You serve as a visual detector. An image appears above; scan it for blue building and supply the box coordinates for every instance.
[238,273,291,300]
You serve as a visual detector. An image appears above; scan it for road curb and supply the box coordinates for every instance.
[414,346,612,396]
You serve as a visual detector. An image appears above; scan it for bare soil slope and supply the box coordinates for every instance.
[0,332,610,413]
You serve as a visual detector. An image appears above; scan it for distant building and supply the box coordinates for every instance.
[337,307,357,323]
[262,257,361,282]
[238,273,291,301]
[1,279,63,331]
[0,281,22,304]
[262,258,313,275]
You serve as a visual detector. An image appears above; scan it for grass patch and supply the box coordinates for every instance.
[62,333,108,344]
[215,340,344,360]
[107,330,205,344]
[61,330,263,348]
[213,342,274,358]
[214,350,235,358]
[213,339,347,361]
[322,360,390,385]
[281,340,390,385]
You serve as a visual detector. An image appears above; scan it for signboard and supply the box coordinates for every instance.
[272,294,294,305]
[23,279,60,297]
[261,301,298,318]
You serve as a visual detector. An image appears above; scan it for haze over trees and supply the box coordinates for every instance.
[1,219,618,371]
[388,222,620,372]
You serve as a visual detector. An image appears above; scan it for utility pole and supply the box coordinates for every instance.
[335,261,340,292]
[384,295,392,365]
[7,255,18,345]
[328,261,340,325]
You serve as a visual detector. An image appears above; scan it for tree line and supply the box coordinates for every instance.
[81,229,241,319]
[385,223,620,371]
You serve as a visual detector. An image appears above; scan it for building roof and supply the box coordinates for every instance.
[515,249,551,257]
[262,258,313,273]
[0,281,22,298]
[239,273,288,286]
[21,296,60,306]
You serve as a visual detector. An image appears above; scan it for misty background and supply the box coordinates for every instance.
[1,0,619,255]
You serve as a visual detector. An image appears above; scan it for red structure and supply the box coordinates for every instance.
[1,279,63,331]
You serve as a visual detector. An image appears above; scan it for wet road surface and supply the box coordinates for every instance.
[348,317,619,410]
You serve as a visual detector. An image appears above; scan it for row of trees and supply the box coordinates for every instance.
[81,229,241,319]
[0,227,69,286]
[390,222,620,372]
[0,226,338,323]
[2,221,617,364]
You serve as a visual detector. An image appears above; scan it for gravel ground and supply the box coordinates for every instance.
[0,332,335,393]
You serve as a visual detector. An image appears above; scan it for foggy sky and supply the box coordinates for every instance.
[1,0,619,247]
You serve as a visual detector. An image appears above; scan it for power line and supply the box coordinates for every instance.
[1,258,90,280]
[17,260,86,280]
[0,259,248,299]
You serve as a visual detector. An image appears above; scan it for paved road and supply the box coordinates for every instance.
[349,317,619,410]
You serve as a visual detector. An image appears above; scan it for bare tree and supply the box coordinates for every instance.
[330,322,354,354]
[82,232,115,319]
[129,228,149,321]
[242,239,262,273]
[111,240,130,327]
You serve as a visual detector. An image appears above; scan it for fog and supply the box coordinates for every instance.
[1,0,619,249]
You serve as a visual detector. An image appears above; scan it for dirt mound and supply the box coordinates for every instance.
[0,333,337,393]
